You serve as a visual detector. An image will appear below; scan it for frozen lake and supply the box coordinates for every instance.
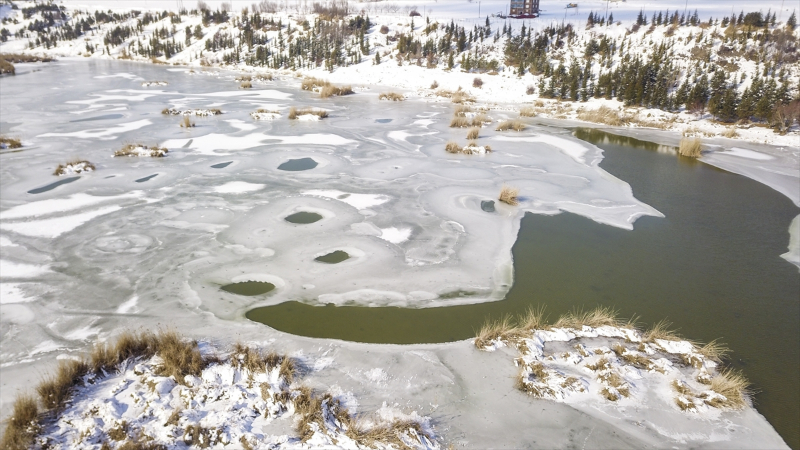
[0,59,797,447]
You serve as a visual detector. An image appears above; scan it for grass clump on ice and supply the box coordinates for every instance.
[235,75,252,82]
[180,115,195,128]
[319,84,354,98]
[519,107,537,117]
[721,127,738,138]
[288,107,328,120]
[114,143,168,158]
[678,136,703,157]
[0,135,22,149]
[240,81,252,89]
[161,108,222,116]
[498,185,519,206]
[300,76,330,91]
[53,160,95,176]
[496,119,526,131]
[378,92,404,101]
[474,315,523,349]
[577,106,630,126]
[466,127,480,139]
[553,306,621,329]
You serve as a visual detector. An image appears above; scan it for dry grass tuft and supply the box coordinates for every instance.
[319,85,354,98]
[240,81,252,89]
[671,379,693,396]
[445,141,463,154]
[466,127,480,140]
[518,305,548,331]
[300,77,330,91]
[471,114,491,126]
[519,107,537,117]
[707,369,750,409]
[235,75,252,82]
[114,144,168,158]
[53,160,95,176]
[0,135,23,149]
[515,370,555,398]
[696,339,729,363]
[183,424,219,447]
[577,106,630,126]
[474,315,522,349]
[152,331,205,385]
[553,306,621,329]
[279,356,297,384]
[585,357,611,372]
[180,116,195,128]
[451,91,475,104]
[378,92,405,101]
[643,320,682,343]
[495,119,525,131]
[37,359,90,410]
[453,105,473,116]
[449,116,470,128]
[288,107,328,120]
[498,185,519,206]
[721,127,738,138]
[678,137,702,158]
[1,395,40,450]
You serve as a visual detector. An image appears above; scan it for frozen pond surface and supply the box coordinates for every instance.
[0,60,795,448]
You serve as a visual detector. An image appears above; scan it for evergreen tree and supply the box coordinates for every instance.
[788,11,797,31]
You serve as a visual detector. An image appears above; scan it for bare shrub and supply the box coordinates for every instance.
[496,119,525,131]
[1,395,40,450]
[467,127,480,139]
[472,77,483,88]
[288,107,328,120]
[430,80,439,89]
[526,85,535,95]
[577,106,629,126]
[678,137,702,158]
[378,92,404,101]
[498,185,519,205]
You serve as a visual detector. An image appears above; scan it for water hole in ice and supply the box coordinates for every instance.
[315,250,350,264]
[210,161,233,169]
[134,174,158,183]
[27,177,80,194]
[284,211,323,224]
[220,281,275,296]
[277,157,318,171]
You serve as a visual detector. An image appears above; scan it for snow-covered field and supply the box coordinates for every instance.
[1,0,798,448]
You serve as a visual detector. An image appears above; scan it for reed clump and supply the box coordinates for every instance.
[678,137,703,157]
[235,75,252,82]
[240,81,252,89]
[449,116,471,128]
[114,144,168,158]
[498,185,519,205]
[319,84,354,98]
[300,77,330,91]
[288,107,328,120]
[721,127,738,138]
[519,107,537,117]
[466,127,480,139]
[474,315,523,348]
[553,306,621,329]
[577,106,629,126]
[707,369,750,409]
[445,141,462,153]
[495,119,525,131]
[180,115,195,128]
[378,92,404,101]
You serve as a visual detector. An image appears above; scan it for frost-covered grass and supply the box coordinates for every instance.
[179,115,195,128]
[53,160,94,176]
[498,185,519,205]
[2,331,439,450]
[250,109,281,120]
[140,80,167,87]
[577,106,630,127]
[319,84,353,98]
[240,80,252,89]
[475,308,752,414]
[466,127,480,140]
[113,143,168,158]
[679,137,703,157]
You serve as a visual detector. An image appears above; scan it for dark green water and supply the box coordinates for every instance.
[247,129,799,448]
[284,211,322,224]
[315,250,350,264]
[277,157,318,171]
[221,281,275,296]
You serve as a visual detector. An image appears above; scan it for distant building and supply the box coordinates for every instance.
[510,0,540,16]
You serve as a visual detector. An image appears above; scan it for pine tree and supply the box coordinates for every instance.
[788,11,797,31]
[374,50,380,65]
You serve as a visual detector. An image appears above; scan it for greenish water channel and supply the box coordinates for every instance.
[315,250,350,264]
[247,129,799,447]
[221,281,275,296]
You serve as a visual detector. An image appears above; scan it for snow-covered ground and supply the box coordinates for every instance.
[1,0,798,448]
